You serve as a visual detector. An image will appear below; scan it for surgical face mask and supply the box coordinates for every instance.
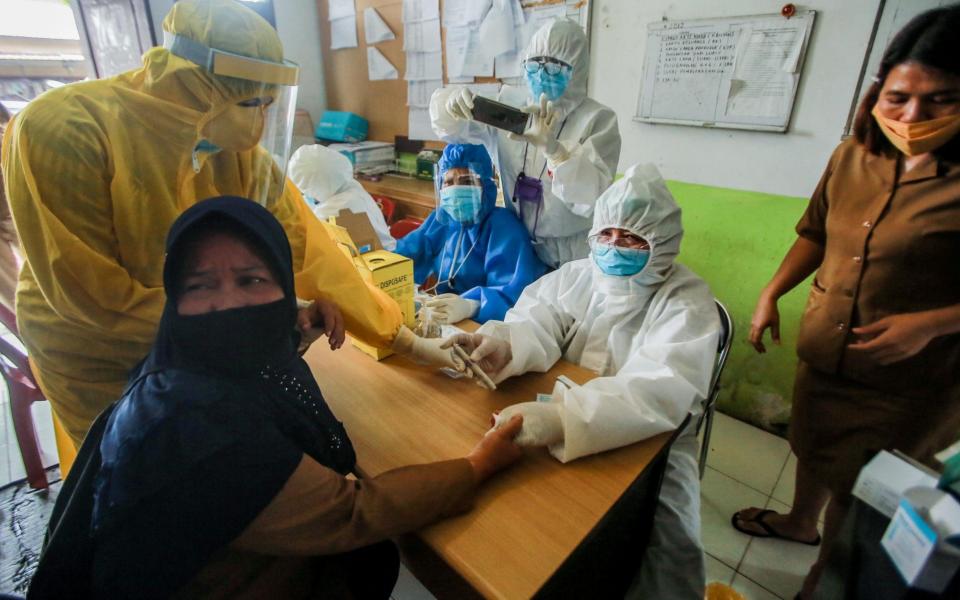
[525,63,572,102]
[439,185,483,224]
[592,243,651,277]
[871,105,960,156]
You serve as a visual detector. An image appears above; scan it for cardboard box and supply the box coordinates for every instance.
[350,250,416,360]
[330,209,382,254]
[882,487,960,593]
[315,111,368,143]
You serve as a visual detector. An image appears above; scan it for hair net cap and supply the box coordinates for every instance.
[590,164,683,281]
[163,0,283,63]
[288,145,353,200]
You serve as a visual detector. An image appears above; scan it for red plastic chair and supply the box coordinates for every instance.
[0,304,49,489]
[371,195,396,225]
[389,217,424,240]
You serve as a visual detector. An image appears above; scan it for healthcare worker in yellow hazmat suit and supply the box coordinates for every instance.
[1,0,456,448]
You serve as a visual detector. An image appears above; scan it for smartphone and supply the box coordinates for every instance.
[471,96,529,135]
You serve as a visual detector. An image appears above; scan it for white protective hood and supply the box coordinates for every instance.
[588,163,682,296]
[522,18,589,118]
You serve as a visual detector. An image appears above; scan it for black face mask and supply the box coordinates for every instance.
[167,299,298,379]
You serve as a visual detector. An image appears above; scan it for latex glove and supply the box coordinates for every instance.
[508,93,568,162]
[493,402,563,447]
[441,333,512,376]
[424,293,479,324]
[392,325,464,370]
[445,87,475,122]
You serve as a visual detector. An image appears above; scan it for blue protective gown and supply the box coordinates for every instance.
[396,202,548,323]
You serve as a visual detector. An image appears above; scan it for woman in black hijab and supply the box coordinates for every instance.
[29,196,523,599]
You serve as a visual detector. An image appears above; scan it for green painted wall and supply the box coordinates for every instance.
[665,180,814,436]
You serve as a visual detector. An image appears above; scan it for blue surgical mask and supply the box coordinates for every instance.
[592,244,651,276]
[526,66,572,102]
[439,185,483,224]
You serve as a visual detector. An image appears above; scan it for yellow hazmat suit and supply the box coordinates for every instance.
[1,0,402,445]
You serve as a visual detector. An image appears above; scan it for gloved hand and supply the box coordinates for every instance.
[508,93,568,162]
[391,325,464,370]
[493,401,564,447]
[441,333,512,376]
[445,87,475,122]
[424,294,479,324]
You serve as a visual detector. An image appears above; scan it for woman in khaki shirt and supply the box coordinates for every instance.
[28,197,524,599]
[732,6,960,598]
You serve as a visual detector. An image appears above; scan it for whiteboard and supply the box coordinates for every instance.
[634,11,816,133]
[843,0,953,135]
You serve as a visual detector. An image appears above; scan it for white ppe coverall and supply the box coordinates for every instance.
[288,144,396,251]
[429,19,621,269]
[479,164,720,599]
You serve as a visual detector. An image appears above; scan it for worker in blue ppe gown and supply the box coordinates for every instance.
[396,144,548,324]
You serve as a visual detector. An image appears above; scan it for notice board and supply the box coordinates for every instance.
[634,11,815,133]
[318,0,591,143]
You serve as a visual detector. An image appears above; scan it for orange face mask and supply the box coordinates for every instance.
[871,105,960,156]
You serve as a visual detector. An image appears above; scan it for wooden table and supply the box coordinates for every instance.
[358,174,435,221]
[302,338,677,599]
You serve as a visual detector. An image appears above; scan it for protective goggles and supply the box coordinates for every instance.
[523,57,572,76]
[588,232,651,256]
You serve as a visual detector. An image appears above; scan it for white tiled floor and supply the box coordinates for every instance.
[389,412,819,600]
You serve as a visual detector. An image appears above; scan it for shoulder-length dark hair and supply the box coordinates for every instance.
[853,4,960,159]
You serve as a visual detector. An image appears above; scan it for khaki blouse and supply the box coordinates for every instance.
[795,139,960,398]
[175,456,476,599]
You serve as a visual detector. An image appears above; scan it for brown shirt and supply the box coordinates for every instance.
[795,139,960,396]
[174,455,476,599]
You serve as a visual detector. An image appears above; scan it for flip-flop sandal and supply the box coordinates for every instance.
[731,509,822,546]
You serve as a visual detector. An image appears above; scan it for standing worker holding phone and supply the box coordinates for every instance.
[430,19,621,269]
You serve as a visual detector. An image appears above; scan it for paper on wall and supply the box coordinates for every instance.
[479,1,515,57]
[408,107,439,141]
[330,15,358,50]
[328,0,355,20]
[445,26,493,79]
[367,47,398,80]
[407,79,443,107]
[522,4,566,36]
[402,0,439,23]
[443,0,493,27]
[464,82,501,99]
[403,18,442,52]
[404,51,443,81]
[495,49,522,79]
[723,25,803,119]
[364,7,395,44]
[448,75,474,84]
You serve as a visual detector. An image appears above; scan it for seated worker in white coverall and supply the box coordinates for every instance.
[447,164,721,599]
[288,144,396,251]
[430,19,620,269]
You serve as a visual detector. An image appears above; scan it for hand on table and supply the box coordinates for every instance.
[297,298,345,352]
[424,293,479,324]
[492,402,563,447]
[467,414,524,482]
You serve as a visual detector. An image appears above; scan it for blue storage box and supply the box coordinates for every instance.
[315,111,368,143]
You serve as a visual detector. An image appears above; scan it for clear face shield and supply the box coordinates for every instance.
[165,32,299,207]
[434,163,485,226]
